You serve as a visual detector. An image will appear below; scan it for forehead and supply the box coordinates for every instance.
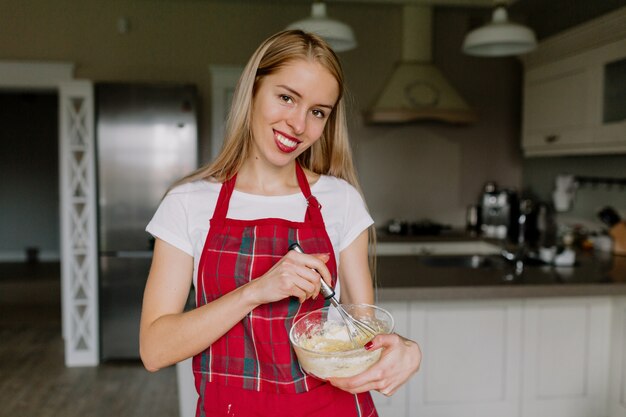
[262,59,340,103]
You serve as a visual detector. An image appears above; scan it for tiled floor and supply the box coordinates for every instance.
[0,262,179,417]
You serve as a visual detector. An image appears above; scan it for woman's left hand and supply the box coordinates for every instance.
[327,333,421,396]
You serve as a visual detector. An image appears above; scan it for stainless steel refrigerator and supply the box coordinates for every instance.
[96,83,198,361]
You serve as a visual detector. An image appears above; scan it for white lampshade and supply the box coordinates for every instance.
[286,2,357,52]
[462,5,536,57]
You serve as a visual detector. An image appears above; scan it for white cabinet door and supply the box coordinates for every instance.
[522,32,626,157]
[408,300,523,417]
[522,297,611,417]
[610,297,626,417]
[522,58,594,156]
[372,301,411,417]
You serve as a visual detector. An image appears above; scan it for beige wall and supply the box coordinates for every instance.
[0,0,523,229]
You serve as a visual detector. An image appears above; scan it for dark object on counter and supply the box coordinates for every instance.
[385,219,450,236]
[598,206,626,256]
[517,201,556,249]
[386,219,410,235]
[410,221,451,236]
[535,202,557,248]
[466,205,481,236]
[599,206,622,227]
[480,182,519,241]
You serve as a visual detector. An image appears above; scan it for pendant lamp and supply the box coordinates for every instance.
[462,4,536,57]
[286,2,357,52]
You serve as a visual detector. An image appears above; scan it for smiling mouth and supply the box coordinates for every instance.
[274,131,301,153]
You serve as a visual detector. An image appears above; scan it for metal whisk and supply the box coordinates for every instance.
[288,243,378,348]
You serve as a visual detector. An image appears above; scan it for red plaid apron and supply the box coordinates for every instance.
[193,163,377,417]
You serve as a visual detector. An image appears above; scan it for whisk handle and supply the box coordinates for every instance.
[288,242,335,300]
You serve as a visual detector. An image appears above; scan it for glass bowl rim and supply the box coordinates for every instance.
[289,303,394,356]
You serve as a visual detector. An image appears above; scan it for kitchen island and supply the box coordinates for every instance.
[377,250,626,300]
[372,236,626,417]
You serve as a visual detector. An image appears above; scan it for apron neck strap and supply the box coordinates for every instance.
[212,173,237,220]
[295,163,324,225]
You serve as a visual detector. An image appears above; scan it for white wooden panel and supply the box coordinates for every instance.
[536,305,588,397]
[59,80,99,366]
[610,298,626,417]
[372,301,410,417]
[409,301,522,417]
[426,308,506,402]
[522,297,611,417]
[524,68,589,137]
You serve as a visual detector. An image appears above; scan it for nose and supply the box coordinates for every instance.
[286,109,306,135]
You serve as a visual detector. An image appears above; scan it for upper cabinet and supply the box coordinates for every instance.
[521,8,626,157]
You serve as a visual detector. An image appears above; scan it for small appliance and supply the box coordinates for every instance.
[480,182,519,240]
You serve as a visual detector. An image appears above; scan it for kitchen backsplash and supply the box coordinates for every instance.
[522,154,626,232]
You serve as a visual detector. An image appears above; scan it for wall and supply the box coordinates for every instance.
[0,0,522,258]
[523,155,626,231]
[353,8,522,227]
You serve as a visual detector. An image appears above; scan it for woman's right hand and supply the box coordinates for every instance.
[247,251,332,305]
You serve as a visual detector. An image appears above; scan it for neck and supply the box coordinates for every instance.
[236,159,301,196]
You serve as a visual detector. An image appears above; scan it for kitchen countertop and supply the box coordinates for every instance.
[374,233,626,301]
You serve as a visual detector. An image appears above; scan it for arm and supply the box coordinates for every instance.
[139,238,333,372]
[337,229,374,305]
[139,239,259,371]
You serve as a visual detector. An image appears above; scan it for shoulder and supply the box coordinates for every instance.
[160,179,221,211]
[314,175,361,198]
[165,179,220,198]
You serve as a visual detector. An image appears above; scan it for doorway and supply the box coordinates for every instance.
[0,90,61,322]
[0,91,59,262]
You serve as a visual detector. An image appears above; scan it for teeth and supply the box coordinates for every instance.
[276,133,298,148]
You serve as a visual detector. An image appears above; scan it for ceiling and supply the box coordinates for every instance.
[511,0,626,40]
[195,0,625,42]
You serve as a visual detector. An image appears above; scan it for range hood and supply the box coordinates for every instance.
[365,5,476,125]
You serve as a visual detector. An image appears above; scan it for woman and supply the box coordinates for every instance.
[140,30,421,417]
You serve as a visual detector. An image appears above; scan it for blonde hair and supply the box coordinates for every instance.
[173,29,360,190]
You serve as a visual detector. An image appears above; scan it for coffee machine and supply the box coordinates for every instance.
[480,182,519,240]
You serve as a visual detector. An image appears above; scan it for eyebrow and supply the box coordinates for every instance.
[277,85,335,110]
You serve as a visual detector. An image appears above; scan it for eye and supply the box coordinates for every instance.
[279,94,293,104]
[312,109,326,119]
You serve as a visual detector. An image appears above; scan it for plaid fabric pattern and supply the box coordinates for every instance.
[193,164,336,395]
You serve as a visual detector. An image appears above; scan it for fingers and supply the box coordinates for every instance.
[287,250,332,286]
[329,375,389,395]
[328,334,422,396]
[311,253,333,287]
[279,250,332,302]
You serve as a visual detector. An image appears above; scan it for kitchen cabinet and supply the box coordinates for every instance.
[407,300,523,417]
[374,297,617,417]
[521,297,611,417]
[521,8,626,157]
[522,58,593,154]
[373,299,523,417]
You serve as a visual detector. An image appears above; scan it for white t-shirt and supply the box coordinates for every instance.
[146,175,374,290]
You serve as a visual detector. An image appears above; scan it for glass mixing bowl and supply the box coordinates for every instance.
[289,304,394,379]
